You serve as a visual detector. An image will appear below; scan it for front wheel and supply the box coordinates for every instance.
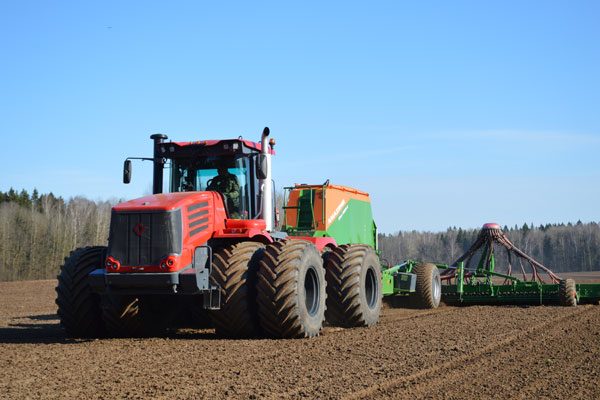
[55,246,107,338]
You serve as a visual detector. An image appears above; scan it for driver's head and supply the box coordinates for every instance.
[217,166,228,176]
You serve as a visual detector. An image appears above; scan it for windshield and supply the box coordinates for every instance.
[170,155,254,219]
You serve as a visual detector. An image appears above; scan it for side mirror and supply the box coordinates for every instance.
[123,160,132,184]
[256,154,268,179]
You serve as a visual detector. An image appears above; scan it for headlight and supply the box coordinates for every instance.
[105,257,120,271]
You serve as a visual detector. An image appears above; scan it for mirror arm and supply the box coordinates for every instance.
[123,157,165,185]
[126,157,165,163]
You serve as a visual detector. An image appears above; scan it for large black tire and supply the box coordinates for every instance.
[411,263,441,309]
[210,242,265,337]
[55,246,107,338]
[102,295,142,337]
[325,244,382,327]
[256,240,326,338]
[102,295,176,337]
[559,279,577,307]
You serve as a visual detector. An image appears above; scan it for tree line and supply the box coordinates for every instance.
[0,188,114,281]
[0,188,598,281]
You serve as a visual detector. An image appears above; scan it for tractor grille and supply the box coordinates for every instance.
[108,209,182,266]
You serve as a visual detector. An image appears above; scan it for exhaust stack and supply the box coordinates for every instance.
[260,127,273,231]
[150,134,167,194]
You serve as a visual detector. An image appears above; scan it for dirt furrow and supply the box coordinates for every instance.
[1,280,599,399]
[346,305,599,399]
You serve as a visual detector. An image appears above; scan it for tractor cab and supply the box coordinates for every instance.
[124,128,276,228]
[165,140,274,220]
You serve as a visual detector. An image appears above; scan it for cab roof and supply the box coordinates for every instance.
[169,138,275,155]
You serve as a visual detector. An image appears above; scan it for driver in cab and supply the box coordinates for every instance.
[208,166,240,218]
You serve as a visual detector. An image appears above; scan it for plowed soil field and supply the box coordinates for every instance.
[1,279,599,399]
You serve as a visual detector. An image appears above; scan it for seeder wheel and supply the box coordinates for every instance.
[412,263,441,309]
[559,279,577,307]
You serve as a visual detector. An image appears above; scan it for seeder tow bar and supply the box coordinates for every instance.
[382,223,600,307]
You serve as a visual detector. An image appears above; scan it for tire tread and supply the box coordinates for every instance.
[256,240,325,338]
[55,246,106,338]
[210,242,265,337]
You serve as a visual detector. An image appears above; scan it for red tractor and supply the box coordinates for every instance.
[56,128,383,338]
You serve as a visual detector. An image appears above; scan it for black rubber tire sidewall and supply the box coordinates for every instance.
[325,244,382,327]
[55,246,107,338]
[413,262,441,309]
[102,295,141,337]
[210,242,265,338]
[559,279,577,307]
[256,240,326,338]
[296,245,327,337]
[358,249,383,326]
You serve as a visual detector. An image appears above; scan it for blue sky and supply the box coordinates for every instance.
[1,1,598,233]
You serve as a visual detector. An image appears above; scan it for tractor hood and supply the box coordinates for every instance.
[108,191,226,273]
[113,192,214,213]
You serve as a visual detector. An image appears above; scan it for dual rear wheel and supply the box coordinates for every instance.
[325,244,382,327]
[214,240,384,338]
[256,240,326,338]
